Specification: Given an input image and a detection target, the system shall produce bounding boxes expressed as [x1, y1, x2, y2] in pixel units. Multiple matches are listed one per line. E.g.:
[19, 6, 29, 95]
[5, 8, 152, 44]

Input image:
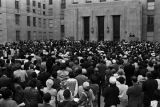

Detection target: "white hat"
[112, 59, 116, 64]
[46, 79, 54, 87]
[109, 76, 117, 84]
[30, 53, 35, 57]
[113, 73, 119, 79]
[82, 68, 87, 74]
[83, 81, 90, 89]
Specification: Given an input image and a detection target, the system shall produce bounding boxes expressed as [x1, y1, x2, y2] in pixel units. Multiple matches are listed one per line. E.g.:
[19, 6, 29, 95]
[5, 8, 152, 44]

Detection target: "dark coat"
[124, 63, 135, 86]
[58, 100, 78, 107]
[127, 83, 143, 107]
[23, 87, 42, 107]
[142, 79, 158, 106]
[102, 84, 120, 107]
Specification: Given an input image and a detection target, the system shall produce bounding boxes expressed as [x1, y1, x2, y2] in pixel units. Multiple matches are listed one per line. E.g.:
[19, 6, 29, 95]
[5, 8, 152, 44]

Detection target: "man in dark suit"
[58, 89, 78, 107]
[142, 72, 158, 107]
[127, 76, 143, 107]
[38, 93, 52, 107]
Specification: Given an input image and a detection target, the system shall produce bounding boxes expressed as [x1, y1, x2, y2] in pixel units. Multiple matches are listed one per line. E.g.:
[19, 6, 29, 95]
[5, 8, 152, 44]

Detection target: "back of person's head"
[148, 61, 154, 67]
[15, 63, 21, 70]
[2, 88, 12, 99]
[28, 79, 37, 88]
[6, 59, 10, 64]
[11, 58, 15, 63]
[118, 76, 125, 84]
[29, 64, 34, 69]
[69, 71, 75, 78]
[74, 59, 79, 65]
[60, 63, 66, 70]
[30, 102, 38, 107]
[63, 89, 71, 100]
[76, 67, 82, 74]
[131, 76, 137, 83]
[31, 72, 37, 78]
[43, 93, 51, 103]
[146, 72, 153, 79]
[52, 72, 57, 78]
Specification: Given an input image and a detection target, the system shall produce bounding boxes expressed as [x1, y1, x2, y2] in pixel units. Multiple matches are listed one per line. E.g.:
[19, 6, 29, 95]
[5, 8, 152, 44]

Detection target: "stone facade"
[65, 0, 142, 41]
[0, 0, 61, 43]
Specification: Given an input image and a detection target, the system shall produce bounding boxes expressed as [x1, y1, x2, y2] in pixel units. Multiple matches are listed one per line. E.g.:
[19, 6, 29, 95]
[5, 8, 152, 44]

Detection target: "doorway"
[83, 17, 90, 41]
[97, 16, 104, 41]
[113, 15, 120, 41]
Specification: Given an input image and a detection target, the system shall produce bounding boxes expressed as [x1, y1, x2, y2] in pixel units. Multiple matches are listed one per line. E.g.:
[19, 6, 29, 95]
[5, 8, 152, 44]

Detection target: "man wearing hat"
[102, 76, 120, 107]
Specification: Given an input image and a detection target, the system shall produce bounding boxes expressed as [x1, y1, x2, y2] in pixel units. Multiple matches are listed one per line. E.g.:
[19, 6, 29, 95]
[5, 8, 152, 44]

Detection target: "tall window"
[100, 0, 106, 2]
[49, 32, 53, 39]
[43, 19, 46, 28]
[33, 1, 36, 7]
[0, 30, 2, 38]
[61, 0, 66, 9]
[0, 0, 2, 7]
[61, 25, 65, 38]
[73, 0, 78, 4]
[15, 0, 19, 9]
[38, 2, 41, 8]
[147, 0, 155, 10]
[43, 4, 45, 9]
[43, 32, 47, 40]
[48, 19, 53, 28]
[27, 31, 31, 40]
[43, 11, 46, 15]
[27, 16, 30, 26]
[26, 0, 30, 5]
[15, 14, 20, 25]
[26, 6, 30, 12]
[48, 8, 53, 16]
[49, 0, 52, 5]
[33, 9, 36, 13]
[39, 32, 42, 40]
[86, 0, 92, 3]
[33, 17, 36, 27]
[16, 30, 20, 41]
[147, 15, 154, 32]
[39, 18, 41, 27]
[33, 31, 36, 40]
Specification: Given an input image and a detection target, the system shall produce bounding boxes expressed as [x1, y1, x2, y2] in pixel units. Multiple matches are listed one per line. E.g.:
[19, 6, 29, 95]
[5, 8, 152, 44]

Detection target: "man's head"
[63, 89, 71, 100]
[43, 93, 51, 103]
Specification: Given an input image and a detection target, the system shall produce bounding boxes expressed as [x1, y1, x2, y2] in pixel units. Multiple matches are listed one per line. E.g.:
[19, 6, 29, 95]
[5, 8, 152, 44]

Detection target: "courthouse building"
[0, 0, 158, 43]
[64, 0, 157, 41]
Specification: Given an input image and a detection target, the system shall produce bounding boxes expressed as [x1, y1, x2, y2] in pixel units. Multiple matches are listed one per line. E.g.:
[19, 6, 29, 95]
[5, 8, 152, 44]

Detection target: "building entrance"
[113, 15, 120, 41]
[83, 17, 90, 41]
[97, 16, 104, 41]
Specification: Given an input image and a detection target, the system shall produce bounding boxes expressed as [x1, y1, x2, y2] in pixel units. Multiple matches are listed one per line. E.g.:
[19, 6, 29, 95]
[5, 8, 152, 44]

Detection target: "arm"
[89, 89, 95, 101]
[74, 80, 78, 97]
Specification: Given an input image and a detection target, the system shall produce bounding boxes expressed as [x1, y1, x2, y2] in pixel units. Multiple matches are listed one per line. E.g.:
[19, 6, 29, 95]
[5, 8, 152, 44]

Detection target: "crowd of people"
[0, 40, 160, 107]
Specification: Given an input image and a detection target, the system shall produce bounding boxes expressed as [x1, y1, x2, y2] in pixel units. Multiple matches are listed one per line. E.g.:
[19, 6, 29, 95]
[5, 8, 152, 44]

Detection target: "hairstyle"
[28, 79, 37, 88]
[43, 93, 51, 103]
[131, 76, 137, 83]
[2, 88, 12, 99]
[69, 71, 75, 78]
[63, 89, 71, 100]
[146, 72, 153, 79]
[118, 76, 125, 84]
[31, 72, 37, 78]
